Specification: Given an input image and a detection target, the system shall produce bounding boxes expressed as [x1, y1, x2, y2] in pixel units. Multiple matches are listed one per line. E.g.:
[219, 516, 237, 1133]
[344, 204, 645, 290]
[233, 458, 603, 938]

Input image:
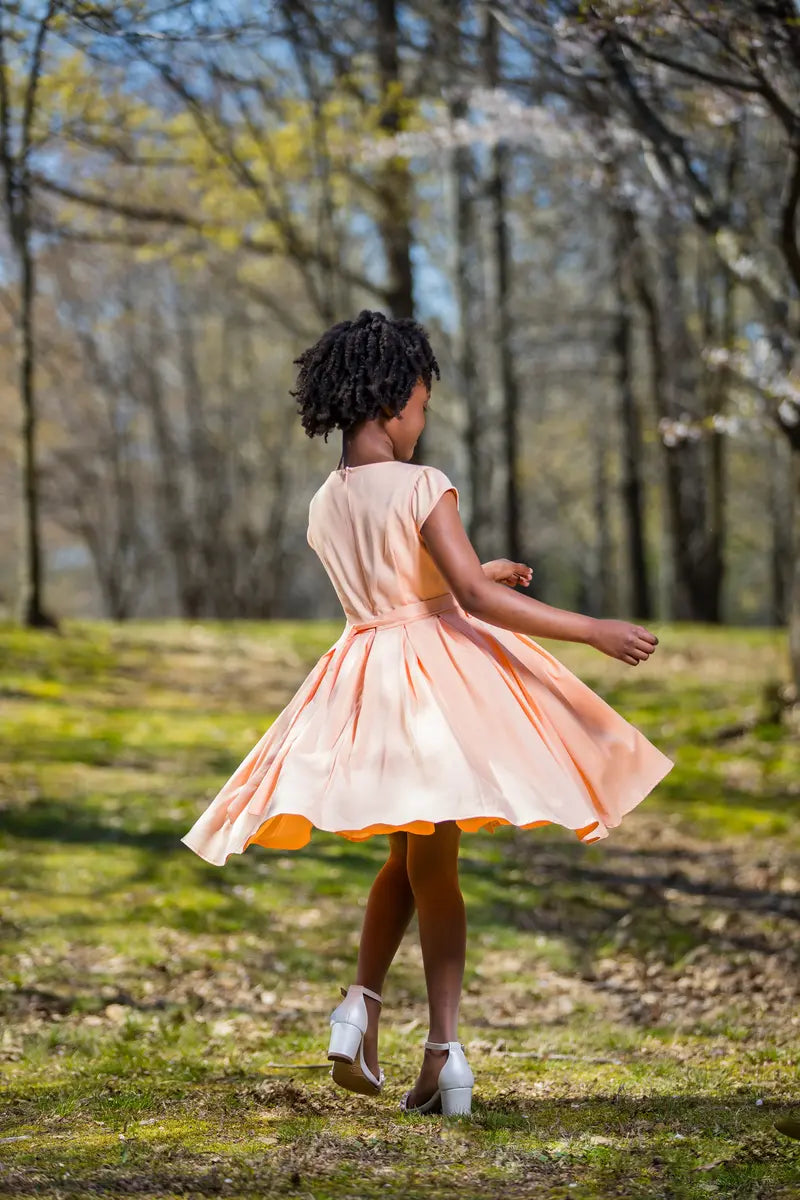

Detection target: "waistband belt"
[345, 591, 458, 634]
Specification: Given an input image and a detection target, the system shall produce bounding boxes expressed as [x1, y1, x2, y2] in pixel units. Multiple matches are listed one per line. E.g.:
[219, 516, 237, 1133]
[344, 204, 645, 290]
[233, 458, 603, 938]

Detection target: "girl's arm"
[421, 493, 658, 667]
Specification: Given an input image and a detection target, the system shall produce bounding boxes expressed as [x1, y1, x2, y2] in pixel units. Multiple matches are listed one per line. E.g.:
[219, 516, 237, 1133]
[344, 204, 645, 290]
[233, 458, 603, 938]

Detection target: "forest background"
[2, 0, 799, 693]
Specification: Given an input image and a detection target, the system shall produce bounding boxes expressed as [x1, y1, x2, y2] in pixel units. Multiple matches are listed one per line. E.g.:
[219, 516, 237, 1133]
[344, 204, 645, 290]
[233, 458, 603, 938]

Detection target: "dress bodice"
[306, 462, 459, 625]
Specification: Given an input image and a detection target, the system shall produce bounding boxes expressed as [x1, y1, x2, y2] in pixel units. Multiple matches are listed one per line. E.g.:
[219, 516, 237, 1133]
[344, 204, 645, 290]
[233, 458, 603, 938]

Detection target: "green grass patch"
[0, 619, 798, 1198]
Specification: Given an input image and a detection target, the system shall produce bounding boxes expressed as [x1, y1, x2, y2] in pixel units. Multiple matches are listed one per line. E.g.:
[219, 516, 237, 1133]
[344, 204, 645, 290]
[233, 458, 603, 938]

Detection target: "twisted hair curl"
[291, 309, 440, 441]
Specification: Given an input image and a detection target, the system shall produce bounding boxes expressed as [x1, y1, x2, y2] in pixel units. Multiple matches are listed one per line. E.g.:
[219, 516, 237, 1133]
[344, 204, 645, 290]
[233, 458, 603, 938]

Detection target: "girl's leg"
[354, 830, 416, 1077]
[404, 820, 466, 1107]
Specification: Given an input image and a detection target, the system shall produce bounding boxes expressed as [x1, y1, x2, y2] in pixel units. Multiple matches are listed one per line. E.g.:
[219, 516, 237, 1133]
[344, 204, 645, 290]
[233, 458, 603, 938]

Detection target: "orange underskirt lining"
[242, 813, 603, 853]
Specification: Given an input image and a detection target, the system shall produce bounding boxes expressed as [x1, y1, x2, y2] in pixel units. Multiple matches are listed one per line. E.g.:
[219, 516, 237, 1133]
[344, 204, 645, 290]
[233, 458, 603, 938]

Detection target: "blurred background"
[1, 2, 798, 658]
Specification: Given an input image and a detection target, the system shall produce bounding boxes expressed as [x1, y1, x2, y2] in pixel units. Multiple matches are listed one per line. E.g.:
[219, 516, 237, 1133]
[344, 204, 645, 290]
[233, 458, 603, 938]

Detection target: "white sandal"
[327, 983, 384, 1095]
[400, 1039, 474, 1116]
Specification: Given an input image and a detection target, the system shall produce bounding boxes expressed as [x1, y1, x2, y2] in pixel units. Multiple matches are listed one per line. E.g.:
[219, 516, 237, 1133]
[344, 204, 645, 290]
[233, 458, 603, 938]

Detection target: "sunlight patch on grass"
[1, 620, 798, 1198]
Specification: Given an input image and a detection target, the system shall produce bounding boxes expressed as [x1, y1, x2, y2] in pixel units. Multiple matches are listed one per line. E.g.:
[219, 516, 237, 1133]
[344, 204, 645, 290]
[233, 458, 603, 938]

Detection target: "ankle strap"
[340, 983, 383, 1004]
[425, 1039, 460, 1050]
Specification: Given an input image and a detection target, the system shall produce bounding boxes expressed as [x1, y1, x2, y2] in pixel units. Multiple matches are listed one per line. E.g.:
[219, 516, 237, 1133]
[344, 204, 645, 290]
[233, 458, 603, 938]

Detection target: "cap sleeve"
[411, 466, 459, 532]
[306, 495, 316, 549]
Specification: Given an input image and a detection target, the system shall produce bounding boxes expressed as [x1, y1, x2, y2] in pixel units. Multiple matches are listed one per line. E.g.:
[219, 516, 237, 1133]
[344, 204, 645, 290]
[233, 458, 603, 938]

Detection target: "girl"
[181, 308, 674, 1117]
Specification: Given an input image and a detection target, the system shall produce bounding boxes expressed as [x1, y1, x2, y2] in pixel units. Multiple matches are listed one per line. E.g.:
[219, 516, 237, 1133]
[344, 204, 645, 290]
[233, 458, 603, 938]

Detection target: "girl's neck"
[338, 434, 399, 469]
[337, 454, 397, 468]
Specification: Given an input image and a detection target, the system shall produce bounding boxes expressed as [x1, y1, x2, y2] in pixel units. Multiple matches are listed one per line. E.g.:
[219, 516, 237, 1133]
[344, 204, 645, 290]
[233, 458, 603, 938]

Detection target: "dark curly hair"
[291, 309, 440, 442]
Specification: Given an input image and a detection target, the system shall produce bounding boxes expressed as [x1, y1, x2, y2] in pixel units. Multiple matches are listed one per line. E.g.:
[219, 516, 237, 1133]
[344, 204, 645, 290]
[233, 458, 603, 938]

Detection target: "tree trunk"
[2, 2, 58, 628]
[374, 0, 422, 463]
[176, 309, 235, 617]
[447, 6, 493, 555]
[482, 8, 522, 563]
[137, 316, 202, 620]
[449, 95, 493, 553]
[660, 227, 712, 621]
[767, 433, 793, 625]
[694, 243, 729, 624]
[592, 388, 616, 616]
[628, 240, 683, 619]
[628, 212, 721, 621]
[375, 0, 414, 322]
[16, 224, 54, 627]
[611, 202, 652, 620]
[790, 446, 800, 693]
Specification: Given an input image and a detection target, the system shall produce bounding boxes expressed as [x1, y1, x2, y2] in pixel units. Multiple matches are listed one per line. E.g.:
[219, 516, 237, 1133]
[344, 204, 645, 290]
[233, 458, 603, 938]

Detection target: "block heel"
[327, 983, 384, 1096]
[327, 1019, 363, 1062]
[441, 1085, 473, 1116]
[400, 1038, 475, 1116]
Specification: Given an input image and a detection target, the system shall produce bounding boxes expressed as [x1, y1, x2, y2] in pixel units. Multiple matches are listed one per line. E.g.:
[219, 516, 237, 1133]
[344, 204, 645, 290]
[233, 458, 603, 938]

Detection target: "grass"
[0, 617, 798, 1199]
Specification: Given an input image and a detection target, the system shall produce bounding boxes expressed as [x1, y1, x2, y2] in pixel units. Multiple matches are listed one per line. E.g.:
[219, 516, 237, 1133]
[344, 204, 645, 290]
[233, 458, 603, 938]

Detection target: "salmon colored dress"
[181, 461, 674, 866]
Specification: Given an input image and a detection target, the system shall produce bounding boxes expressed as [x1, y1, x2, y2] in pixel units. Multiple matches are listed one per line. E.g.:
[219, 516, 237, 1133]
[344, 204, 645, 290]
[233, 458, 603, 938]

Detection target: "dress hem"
[179, 749, 673, 867]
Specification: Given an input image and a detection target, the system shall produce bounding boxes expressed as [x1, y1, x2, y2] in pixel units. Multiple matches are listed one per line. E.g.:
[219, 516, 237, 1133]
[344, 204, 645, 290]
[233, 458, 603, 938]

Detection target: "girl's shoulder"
[308, 461, 456, 509]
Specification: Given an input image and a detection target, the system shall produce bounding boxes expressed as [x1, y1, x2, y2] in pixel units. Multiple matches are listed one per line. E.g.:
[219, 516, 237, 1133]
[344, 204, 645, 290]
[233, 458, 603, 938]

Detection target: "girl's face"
[382, 377, 429, 461]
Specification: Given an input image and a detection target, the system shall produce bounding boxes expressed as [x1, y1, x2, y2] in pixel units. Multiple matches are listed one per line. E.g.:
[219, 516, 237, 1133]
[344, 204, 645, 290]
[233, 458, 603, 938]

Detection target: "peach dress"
[180, 461, 674, 866]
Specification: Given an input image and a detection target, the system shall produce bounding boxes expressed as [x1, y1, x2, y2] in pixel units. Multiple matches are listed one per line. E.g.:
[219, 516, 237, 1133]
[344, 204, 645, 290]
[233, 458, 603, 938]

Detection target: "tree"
[0, 0, 60, 628]
[576, 1, 800, 686]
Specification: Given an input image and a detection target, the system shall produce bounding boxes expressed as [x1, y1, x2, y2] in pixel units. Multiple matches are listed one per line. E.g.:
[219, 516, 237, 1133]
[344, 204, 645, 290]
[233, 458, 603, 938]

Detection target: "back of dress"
[307, 462, 459, 624]
[181, 457, 673, 866]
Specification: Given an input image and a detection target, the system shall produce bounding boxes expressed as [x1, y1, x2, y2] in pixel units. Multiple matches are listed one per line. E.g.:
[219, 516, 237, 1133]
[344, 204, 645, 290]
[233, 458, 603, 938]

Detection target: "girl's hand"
[589, 619, 659, 666]
[481, 558, 533, 589]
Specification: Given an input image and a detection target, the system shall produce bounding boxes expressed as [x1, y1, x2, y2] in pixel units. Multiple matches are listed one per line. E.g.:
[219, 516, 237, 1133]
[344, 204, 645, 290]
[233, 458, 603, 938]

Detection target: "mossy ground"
[0, 618, 798, 1199]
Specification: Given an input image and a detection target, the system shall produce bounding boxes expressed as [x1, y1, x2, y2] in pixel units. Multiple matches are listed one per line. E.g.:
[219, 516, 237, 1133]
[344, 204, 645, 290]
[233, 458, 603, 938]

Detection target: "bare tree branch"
[32, 173, 392, 302]
[611, 31, 765, 96]
[780, 143, 800, 298]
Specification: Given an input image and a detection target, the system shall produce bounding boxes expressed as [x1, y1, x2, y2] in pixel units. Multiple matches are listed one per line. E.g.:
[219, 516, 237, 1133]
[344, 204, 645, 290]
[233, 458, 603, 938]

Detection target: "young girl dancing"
[181, 309, 674, 1116]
